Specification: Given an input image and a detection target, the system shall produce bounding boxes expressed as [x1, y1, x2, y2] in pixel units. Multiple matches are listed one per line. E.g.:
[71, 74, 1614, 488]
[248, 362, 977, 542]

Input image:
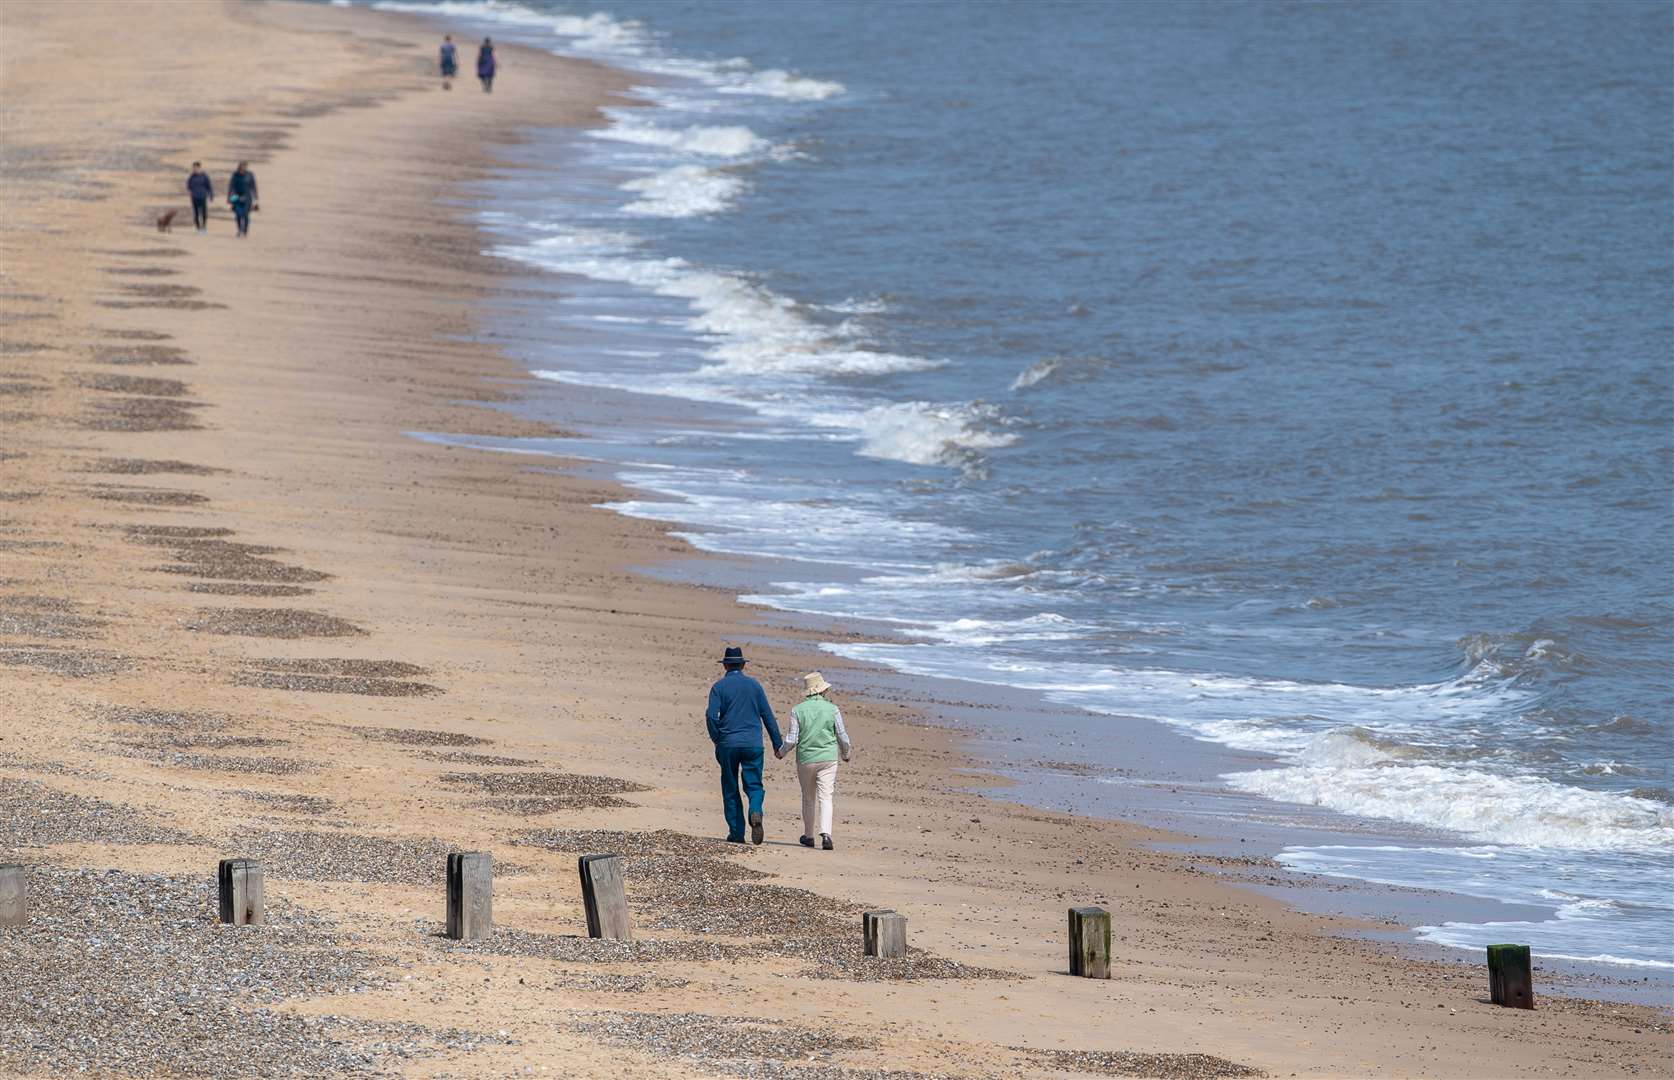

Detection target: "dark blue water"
[375, 0, 1673, 972]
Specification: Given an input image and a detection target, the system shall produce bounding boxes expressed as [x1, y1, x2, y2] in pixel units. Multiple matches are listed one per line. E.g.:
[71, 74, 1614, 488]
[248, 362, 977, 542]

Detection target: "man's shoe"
[821, 833, 834, 850]
[725, 836, 746, 844]
[799, 835, 815, 848]
[748, 811, 764, 845]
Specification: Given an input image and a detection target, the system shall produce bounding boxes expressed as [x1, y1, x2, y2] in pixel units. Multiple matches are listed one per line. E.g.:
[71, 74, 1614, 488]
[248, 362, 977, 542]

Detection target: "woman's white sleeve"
[833, 707, 852, 756]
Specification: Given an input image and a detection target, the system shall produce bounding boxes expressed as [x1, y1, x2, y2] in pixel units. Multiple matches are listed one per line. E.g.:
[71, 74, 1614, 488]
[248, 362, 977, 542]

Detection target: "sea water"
[372, 0, 1673, 977]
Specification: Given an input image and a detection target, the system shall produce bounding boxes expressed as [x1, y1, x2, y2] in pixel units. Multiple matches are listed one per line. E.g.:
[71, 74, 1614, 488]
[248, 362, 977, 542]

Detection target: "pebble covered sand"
[0, 868, 492, 1077]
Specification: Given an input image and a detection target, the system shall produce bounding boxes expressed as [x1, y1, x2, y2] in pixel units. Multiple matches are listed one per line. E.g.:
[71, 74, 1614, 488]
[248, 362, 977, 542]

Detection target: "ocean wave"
[868, 560, 1041, 585]
[824, 296, 892, 315]
[1010, 358, 1060, 391]
[503, 233, 943, 380]
[592, 116, 771, 158]
[827, 632, 1671, 854]
[1230, 749, 1674, 851]
[1009, 354, 1110, 391]
[1458, 629, 1592, 679]
[1277, 843, 1674, 968]
[601, 469, 974, 566]
[722, 68, 845, 101]
[620, 165, 747, 218]
[905, 612, 1085, 647]
[843, 401, 1017, 468]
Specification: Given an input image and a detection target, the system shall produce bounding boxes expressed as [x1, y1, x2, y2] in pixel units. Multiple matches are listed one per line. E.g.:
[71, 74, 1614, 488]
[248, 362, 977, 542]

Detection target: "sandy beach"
[1, 2, 1670, 1077]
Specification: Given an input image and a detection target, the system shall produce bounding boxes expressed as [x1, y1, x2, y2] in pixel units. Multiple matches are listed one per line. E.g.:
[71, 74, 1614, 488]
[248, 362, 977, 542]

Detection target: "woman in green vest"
[775, 671, 853, 850]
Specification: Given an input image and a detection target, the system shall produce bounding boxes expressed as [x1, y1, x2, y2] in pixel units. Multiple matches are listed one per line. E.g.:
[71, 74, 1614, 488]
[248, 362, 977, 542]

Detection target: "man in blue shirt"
[705, 645, 783, 844]
[185, 163, 213, 233]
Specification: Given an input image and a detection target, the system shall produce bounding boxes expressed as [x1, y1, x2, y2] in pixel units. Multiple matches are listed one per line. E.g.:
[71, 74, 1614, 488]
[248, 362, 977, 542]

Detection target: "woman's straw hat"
[803, 671, 832, 696]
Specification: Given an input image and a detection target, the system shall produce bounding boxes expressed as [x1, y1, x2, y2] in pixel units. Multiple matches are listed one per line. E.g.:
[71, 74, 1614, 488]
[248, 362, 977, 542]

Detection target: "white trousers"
[797, 759, 839, 837]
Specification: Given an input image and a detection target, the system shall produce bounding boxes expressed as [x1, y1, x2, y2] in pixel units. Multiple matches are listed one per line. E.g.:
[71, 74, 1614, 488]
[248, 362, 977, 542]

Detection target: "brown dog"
[156, 209, 178, 233]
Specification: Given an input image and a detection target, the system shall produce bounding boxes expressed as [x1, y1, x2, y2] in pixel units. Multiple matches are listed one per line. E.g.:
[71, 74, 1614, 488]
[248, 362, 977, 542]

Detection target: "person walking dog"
[705, 645, 783, 844]
[776, 671, 852, 850]
[186, 162, 213, 232]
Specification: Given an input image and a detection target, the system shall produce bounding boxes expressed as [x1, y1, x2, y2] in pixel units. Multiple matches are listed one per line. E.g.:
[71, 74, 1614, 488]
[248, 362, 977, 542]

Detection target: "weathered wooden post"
[216, 859, 264, 926]
[1068, 905, 1111, 978]
[578, 853, 631, 940]
[863, 909, 907, 958]
[445, 851, 492, 941]
[0, 864, 25, 928]
[1487, 944, 1534, 1009]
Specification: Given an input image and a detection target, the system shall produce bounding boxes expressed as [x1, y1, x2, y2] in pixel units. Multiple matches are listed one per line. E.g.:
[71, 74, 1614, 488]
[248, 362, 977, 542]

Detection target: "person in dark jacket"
[705, 645, 783, 844]
[186, 162, 213, 233]
[439, 34, 457, 90]
[476, 37, 496, 93]
[227, 161, 258, 237]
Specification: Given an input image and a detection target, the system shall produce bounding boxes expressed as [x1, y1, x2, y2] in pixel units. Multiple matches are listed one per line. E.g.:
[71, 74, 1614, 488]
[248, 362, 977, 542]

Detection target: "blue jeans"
[715, 744, 764, 841]
[231, 198, 250, 235]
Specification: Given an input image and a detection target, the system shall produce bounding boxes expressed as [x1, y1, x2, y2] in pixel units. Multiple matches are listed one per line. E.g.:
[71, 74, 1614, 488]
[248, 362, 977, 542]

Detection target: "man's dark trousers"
[716, 743, 764, 842]
[191, 197, 208, 229]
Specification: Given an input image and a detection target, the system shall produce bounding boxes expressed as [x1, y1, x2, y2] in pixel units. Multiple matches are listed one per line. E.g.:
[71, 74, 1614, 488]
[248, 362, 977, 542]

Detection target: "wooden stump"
[216, 859, 264, 927]
[578, 854, 631, 940]
[0, 864, 25, 928]
[445, 851, 492, 941]
[1487, 943, 1534, 1009]
[1068, 905, 1111, 978]
[863, 909, 907, 958]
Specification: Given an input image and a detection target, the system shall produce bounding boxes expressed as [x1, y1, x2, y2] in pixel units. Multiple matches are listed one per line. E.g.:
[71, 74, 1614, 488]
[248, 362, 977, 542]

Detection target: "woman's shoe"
[799, 835, 816, 848]
[820, 834, 834, 850]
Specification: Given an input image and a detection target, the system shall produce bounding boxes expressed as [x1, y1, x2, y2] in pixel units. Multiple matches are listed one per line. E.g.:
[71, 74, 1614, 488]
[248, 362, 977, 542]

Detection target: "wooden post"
[445, 851, 492, 941]
[1487, 944, 1534, 1009]
[1068, 905, 1111, 978]
[216, 859, 264, 926]
[863, 909, 907, 958]
[0, 864, 25, 928]
[578, 854, 631, 940]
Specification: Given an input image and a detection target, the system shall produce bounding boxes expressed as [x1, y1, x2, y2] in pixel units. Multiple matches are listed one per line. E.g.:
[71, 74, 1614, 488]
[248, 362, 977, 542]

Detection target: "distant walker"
[439, 34, 457, 90]
[477, 37, 496, 93]
[227, 161, 259, 237]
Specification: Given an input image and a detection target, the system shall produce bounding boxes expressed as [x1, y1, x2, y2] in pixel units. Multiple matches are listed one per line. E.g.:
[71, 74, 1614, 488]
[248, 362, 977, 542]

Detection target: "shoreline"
[425, 11, 1673, 1003]
[1, 2, 1669, 1077]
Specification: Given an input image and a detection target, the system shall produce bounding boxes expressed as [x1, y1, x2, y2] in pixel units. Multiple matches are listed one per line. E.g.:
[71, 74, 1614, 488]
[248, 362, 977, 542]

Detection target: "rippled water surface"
[375, 0, 1673, 973]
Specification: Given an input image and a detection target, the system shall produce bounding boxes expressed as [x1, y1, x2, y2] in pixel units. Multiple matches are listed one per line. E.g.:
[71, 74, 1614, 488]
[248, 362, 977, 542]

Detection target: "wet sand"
[1, 2, 1669, 1077]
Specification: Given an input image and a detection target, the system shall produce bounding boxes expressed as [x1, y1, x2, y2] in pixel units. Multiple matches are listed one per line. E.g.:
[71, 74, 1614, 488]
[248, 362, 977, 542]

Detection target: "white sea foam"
[592, 117, 771, 158]
[1011, 357, 1061, 390]
[503, 234, 943, 381]
[600, 467, 973, 566]
[817, 639, 1673, 855]
[722, 68, 846, 101]
[1278, 844, 1674, 969]
[906, 613, 1086, 647]
[620, 166, 747, 218]
[843, 402, 1017, 467]
[825, 296, 892, 315]
[1230, 755, 1674, 851]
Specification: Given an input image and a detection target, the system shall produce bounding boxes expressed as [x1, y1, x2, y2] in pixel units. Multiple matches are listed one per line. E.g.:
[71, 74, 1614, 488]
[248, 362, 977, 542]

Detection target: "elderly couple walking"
[705, 645, 852, 849]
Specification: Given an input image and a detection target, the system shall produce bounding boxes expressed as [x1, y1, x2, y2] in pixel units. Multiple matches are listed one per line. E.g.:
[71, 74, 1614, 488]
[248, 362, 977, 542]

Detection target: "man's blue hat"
[719, 645, 748, 665]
